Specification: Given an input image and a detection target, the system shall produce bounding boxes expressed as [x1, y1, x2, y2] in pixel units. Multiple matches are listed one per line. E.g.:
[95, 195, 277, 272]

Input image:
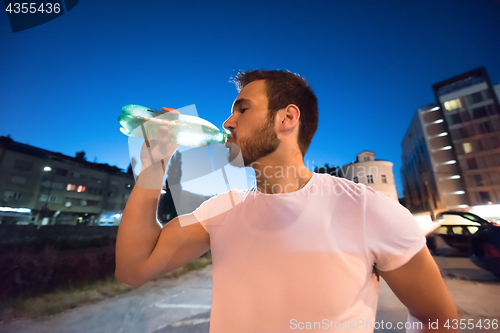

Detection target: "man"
[116, 70, 458, 332]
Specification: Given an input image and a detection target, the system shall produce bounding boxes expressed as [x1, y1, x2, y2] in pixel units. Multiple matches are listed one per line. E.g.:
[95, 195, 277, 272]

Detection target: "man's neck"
[251, 154, 314, 194]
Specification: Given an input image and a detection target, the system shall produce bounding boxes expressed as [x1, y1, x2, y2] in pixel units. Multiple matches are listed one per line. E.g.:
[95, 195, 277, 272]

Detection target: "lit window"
[381, 175, 387, 184]
[463, 142, 472, 154]
[67, 184, 76, 191]
[367, 175, 374, 184]
[444, 99, 462, 111]
[76, 185, 86, 193]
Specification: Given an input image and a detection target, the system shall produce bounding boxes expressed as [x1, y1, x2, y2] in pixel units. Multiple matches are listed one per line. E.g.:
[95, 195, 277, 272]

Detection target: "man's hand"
[139, 107, 181, 172]
[136, 107, 180, 189]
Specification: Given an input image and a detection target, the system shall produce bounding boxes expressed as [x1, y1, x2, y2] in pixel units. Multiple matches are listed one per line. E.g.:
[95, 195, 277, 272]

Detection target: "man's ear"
[279, 104, 300, 125]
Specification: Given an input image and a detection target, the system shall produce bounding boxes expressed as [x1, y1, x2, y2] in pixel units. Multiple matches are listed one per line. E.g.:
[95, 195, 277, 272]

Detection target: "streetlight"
[40, 166, 54, 227]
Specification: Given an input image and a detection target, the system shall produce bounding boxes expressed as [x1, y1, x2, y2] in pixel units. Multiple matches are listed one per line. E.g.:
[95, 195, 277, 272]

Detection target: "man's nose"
[223, 114, 236, 132]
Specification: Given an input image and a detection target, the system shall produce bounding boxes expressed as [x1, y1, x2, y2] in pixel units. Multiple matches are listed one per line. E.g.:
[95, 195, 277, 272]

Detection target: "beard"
[227, 116, 280, 167]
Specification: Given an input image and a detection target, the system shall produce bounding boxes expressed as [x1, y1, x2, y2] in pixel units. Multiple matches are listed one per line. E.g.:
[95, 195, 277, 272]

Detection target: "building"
[339, 151, 398, 201]
[0, 136, 134, 225]
[401, 67, 500, 215]
[401, 105, 467, 216]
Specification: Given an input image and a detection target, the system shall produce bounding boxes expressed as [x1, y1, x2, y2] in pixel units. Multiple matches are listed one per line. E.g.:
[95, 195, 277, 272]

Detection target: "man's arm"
[115, 107, 210, 286]
[377, 246, 459, 333]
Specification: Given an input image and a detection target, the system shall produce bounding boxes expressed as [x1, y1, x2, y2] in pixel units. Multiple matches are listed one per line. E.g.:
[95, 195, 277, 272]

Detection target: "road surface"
[1, 243, 499, 332]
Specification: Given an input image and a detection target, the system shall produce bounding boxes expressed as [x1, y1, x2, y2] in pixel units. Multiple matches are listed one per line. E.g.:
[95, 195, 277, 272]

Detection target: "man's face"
[223, 80, 280, 167]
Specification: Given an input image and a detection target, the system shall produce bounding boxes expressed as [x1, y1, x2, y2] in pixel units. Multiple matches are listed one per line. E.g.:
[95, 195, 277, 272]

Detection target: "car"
[435, 211, 500, 278]
[435, 211, 489, 254]
[470, 219, 500, 278]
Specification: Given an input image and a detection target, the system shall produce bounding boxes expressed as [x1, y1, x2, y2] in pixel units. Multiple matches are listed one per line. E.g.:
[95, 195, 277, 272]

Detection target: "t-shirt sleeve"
[192, 190, 241, 233]
[363, 186, 426, 272]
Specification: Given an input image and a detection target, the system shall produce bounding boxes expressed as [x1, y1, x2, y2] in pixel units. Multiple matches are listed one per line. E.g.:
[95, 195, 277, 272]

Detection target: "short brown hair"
[232, 69, 318, 157]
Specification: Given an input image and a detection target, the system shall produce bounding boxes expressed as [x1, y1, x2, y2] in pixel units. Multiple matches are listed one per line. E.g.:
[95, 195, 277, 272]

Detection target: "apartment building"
[401, 67, 500, 214]
[0, 136, 134, 225]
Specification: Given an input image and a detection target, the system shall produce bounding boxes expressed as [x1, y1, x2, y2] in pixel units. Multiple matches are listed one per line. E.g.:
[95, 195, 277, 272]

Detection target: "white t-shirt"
[192, 173, 426, 332]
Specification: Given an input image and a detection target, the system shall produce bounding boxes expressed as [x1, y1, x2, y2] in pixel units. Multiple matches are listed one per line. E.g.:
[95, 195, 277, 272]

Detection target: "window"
[364, 156, 370, 161]
[3, 191, 21, 200]
[449, 113, 462, 125]
[472, 106, 488, 119]
[39, 194, 59, 203]
[10, 175, 28, 184]
[467, 158, 478, 170]
[53, 168, 68, 176]
[459, 127, 469, 138]
[463, 142, 472, 154]
[474, 174, 483, 187]
[479, 191, 491, 204]
[51, 182, 64, 190]
[479, 122, 493, 134]
[491, 137, 500, 149]
[76, 185, 86, 193]
[90, 177, 103, 184]
[461, 111, 471, 122]
[367, 175, 374, 184]
[444, 98, 462, 111]
[88, 187, 103, 195]
[14, 160, 33, 171]
[381, 175, 387, 184]
[468, 92, 484, 104]
[67, 184, 76, 191]
[353, 176, 358, 183]
[487, 104, 498, 116]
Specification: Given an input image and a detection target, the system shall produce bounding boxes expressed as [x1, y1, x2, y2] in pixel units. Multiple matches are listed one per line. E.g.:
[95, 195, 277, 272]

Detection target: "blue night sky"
[1, 0, 499, 197]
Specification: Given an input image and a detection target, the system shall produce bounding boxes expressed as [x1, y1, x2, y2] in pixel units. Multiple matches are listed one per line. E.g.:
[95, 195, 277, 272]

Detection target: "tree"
[314, 163, 339, 176]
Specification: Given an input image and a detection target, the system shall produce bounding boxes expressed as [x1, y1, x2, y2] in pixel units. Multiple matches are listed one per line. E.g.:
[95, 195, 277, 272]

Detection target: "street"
[1, 239, 499, 333]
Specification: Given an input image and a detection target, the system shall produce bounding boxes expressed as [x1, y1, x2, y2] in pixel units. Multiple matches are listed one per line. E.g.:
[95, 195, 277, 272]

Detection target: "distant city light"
[0, 207, 31, 213]
[452, 191, 465, 194]
[430, 106, 440, 111]
[455, 205, 469, 209]
[441, 146, 452, 150]
[443, 160, 457, 164]
[44, 166, 52, 172]
[437, 132, 448, 137]
[432, 119, 444, 124]
[439, 175, 461, 181]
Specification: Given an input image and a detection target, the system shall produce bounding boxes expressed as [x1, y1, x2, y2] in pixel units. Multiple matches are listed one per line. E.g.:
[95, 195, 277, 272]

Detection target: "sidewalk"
[1, 243, 499, 333]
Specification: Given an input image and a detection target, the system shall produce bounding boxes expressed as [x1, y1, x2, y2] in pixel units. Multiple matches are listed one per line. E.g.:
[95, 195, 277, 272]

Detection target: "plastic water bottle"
[118, 104, 228, 147]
